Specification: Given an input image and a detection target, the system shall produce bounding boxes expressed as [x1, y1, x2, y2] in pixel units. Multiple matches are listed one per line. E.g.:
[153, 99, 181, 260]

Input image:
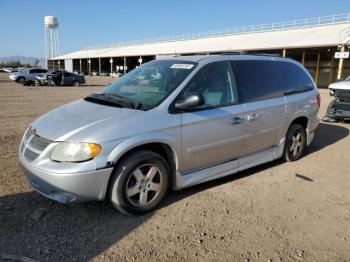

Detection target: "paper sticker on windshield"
[171, 64, 194, 69]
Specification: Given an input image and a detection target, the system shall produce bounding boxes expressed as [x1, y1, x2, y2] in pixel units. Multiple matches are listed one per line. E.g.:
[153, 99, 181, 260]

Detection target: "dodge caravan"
[19, 54, 320, 215]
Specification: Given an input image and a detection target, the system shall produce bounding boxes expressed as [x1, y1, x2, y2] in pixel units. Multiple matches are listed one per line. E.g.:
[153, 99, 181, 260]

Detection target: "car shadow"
[0, 192, 153, 261]
[305, 122, 349, 155]
[0, 159, 284, 262]
[1, 123, 348, 261]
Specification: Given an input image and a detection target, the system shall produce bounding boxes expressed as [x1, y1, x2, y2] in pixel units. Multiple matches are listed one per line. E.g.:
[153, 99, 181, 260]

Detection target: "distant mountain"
[0, 56, 45, 67]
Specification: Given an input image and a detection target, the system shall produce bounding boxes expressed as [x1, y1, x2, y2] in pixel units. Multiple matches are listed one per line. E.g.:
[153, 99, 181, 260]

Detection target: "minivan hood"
[32, 99, 143, 141]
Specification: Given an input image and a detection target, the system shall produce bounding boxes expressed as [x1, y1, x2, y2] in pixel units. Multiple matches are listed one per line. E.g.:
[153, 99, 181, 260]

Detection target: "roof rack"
[219, 51, 281, 57]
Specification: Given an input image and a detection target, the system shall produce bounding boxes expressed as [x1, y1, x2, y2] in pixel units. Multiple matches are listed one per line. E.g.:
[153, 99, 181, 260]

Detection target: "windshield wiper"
[85, 93, 143, 110]
[105, 93, 141, 109]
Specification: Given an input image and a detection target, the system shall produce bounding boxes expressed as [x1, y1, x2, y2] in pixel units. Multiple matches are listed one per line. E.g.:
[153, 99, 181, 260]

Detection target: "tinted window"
[64, 72, 73, 77]
[231, 60, 282, 103]
[182, 61, 238, 107]
[276, 61, 314, 93]
[29, 69, 38, 74]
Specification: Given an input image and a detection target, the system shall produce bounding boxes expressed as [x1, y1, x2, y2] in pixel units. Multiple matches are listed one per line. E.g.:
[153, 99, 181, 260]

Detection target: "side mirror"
[175, 94, 204, 110]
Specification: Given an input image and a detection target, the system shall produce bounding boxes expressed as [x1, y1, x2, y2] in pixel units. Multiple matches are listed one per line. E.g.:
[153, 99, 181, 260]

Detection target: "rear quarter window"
[231, 60, 283, 103]
[275, 61, 314, 94]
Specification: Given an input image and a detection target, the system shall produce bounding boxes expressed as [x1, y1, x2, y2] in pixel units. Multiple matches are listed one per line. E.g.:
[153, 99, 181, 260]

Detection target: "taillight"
[316, 93, 321, 107]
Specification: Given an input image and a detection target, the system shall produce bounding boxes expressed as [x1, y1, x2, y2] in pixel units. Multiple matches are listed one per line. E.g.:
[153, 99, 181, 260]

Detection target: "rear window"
[231, 60, 283, 103]
[275, 61, 314, 94]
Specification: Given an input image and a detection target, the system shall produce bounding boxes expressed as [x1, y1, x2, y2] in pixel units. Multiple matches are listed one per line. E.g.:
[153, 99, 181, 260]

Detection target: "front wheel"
[73, 81, 80, 87]
[109, 150, 170, 215]
[283, 123, 306, 162]
[16, 77, 25, 84]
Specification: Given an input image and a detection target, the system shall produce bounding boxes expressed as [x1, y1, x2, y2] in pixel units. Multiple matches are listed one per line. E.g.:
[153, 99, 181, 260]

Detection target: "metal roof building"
[49, 13, 350, 87]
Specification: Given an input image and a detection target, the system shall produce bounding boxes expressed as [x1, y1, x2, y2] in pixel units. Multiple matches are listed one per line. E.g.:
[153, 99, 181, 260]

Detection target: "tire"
[16, 77, 25, 84]
[109, 150, 170, 215]
[73, 81, 80, 87]
[283, 123, 307, 162]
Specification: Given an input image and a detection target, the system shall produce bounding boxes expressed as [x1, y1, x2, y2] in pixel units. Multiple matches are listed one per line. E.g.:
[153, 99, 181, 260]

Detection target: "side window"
[64, 72, 73, 77]
[182, 61, 238, 107]
[276, 61, 314, 94]
[231, 60, 282, 103]
[29, 69, 38, 74]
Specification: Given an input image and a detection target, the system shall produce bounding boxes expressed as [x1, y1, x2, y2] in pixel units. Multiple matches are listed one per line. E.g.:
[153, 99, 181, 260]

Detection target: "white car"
[324, 76, 350, 121]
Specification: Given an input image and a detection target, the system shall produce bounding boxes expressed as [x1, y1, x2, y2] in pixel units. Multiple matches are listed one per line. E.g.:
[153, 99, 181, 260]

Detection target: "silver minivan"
[19, 54, 320, 215]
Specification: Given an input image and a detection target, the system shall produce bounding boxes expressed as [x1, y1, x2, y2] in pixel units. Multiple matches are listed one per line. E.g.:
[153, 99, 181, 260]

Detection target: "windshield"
[102, 60, 197, 108]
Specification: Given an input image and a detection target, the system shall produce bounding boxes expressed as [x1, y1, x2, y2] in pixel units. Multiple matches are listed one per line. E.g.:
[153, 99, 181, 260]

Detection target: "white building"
[49, 12, 350, 87]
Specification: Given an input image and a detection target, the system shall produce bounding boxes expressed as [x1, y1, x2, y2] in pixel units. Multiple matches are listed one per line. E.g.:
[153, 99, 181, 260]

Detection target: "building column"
[52, 60, 55, 70]
[315, 53, 321, 85]
[337, 45, 346, 80]
[139, 56, 143, 66]
[282, 49, 287, 58]
[329, 56, 335, 84]
[58, 60, 61, 71]
[110, 57, 113, 76]
[301, 50, 306, 65]
[88, 59, 91, 76]
[79, 59, 82, 74]
[123, 57, 126, 74]
[98, 58, 101, 77]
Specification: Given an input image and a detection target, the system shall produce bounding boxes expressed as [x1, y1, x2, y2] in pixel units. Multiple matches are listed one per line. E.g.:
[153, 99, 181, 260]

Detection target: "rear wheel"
[283, 123, 306, 162]
[109, 150, 170, 215]
[73, 81, 80, 87]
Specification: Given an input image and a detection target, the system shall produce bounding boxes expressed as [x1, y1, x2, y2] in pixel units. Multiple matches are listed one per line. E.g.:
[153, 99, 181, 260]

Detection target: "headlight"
[51, 142, 102, 163]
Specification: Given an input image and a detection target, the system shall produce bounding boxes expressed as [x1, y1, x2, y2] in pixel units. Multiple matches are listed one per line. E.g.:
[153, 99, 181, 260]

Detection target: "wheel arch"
[289, 116, 308, 130]
[105, 139, 178, 199]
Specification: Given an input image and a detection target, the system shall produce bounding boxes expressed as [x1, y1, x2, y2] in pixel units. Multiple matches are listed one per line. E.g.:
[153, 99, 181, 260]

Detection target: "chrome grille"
[335, 89, 350, 102]
[30, 135, 52, 151]
[23, 133, 52, 162]
[24, 148, 40, 161]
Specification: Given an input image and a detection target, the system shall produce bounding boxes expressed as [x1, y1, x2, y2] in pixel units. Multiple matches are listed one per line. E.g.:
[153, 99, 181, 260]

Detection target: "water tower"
[44, 16, 59, 67]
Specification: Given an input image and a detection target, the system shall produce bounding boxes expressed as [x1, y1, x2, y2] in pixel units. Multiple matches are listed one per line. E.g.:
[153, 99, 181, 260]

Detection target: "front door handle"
[230, 116, 244, 125]
[247, 113, 259, 121]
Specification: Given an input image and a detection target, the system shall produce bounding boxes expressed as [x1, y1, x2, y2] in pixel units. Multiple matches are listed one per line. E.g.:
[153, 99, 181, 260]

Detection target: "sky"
[0, 0, 349, 57]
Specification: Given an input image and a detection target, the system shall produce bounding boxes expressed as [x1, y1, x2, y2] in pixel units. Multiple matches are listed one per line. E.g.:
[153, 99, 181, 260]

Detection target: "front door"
[179, 61, 247, 173]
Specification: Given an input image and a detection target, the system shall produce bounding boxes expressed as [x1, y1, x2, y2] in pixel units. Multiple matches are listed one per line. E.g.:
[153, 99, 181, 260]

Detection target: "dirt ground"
[0, 73, 349, 262]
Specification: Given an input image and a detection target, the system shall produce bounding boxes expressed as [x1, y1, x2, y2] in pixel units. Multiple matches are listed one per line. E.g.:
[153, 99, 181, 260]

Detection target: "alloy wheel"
[126, 164, 163, 207]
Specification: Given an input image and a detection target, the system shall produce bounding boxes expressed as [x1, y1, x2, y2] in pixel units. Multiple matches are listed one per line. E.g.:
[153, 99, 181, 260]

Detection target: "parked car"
[36, 71, 85, 86]
[0, 68, 12, 73]
[323, 76, 350, 122]
[19, 54, 320, 215]
[35, 70, 61, 86]
[9, 68, 47, 83]
[54, 71, 85, 86]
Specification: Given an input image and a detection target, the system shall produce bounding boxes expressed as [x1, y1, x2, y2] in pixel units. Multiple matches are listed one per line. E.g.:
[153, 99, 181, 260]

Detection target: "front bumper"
[19, 159, 113, 203]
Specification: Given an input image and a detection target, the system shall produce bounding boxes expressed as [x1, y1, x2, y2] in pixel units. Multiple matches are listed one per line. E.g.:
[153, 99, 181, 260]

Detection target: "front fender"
[106, 131, 180, 170]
